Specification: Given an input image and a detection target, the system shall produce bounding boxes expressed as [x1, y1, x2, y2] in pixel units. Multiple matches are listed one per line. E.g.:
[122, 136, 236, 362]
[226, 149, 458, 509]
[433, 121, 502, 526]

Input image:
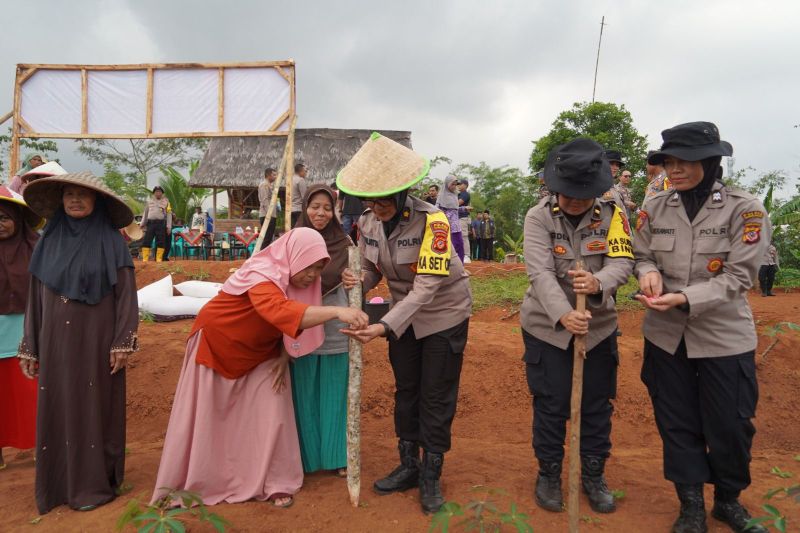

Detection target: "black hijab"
[382, 189, 409, 237]
[296, 184, 352, 294]
[29, 195, 134, 305]
[679, 156, 722, 222]
[0, 203, 39, 314]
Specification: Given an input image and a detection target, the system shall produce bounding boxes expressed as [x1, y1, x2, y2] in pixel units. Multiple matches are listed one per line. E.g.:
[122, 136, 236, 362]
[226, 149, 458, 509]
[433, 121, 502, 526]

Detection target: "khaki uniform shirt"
[291, 175, 307, 213]
[258, 180, 277, 218]
[521, 196, 634, 351]
[141, 197, 171, 230]
[602, 186, 625, 213]
[633, 182, 770, 358]
[359, 196, 472, 338]
[762, 244, 778, 267]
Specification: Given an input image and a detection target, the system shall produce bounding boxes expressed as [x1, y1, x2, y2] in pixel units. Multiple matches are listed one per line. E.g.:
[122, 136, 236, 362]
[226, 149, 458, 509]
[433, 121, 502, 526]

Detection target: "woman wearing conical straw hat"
[339, 133, 472, 514]
[19, 171, 139, 514]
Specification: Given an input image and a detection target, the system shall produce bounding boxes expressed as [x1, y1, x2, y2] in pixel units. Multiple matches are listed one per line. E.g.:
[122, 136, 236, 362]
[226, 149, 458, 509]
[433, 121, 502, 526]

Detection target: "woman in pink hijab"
[152, 228, 368, 509]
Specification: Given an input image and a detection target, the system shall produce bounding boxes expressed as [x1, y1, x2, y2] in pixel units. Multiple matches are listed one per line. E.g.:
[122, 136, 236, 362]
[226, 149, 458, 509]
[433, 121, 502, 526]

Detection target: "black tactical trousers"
[758, 264, 777, 294]
[641, 339, 757, 494]
[523, 330, 618, 463]
[388, 319, 468, 454]
[143, 219, 167, 249]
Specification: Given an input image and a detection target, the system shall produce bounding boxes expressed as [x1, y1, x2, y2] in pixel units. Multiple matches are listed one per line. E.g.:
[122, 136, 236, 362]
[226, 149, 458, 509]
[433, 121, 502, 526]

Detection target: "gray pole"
[592, 16, 606, 103]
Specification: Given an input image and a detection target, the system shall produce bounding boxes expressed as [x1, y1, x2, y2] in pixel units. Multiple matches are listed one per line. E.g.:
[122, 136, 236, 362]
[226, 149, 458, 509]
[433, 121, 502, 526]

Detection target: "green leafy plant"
[139, 311, 155, 323]
[116, 488, 230, 533]
[429, 486, 534, 532]
[759, 322, 800, 361]
[189, 268, 211, 281]
[502, 233, 524, 259]
[159, 162, 210, 225]
[744, 463, 800, 533]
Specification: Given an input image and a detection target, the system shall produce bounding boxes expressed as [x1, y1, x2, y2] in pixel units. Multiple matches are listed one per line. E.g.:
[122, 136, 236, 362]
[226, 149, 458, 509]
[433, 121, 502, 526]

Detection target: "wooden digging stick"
[346, 246, 363, 506]
[568, 259, 588, 533]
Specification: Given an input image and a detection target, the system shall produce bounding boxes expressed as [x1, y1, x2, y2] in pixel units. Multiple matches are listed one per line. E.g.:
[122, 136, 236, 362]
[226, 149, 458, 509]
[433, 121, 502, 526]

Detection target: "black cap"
[603, 149, 625, 166]
[544, 138, 613, 200]
[648, 121, 733, 164]
[152, 185, 164, 193]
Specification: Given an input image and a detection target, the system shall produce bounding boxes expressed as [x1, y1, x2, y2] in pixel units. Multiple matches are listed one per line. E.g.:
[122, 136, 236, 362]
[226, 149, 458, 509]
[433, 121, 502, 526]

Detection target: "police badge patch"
[707, 258, 723, 273]
[636, 210, 649, 232]
[742, 223, 761, 245]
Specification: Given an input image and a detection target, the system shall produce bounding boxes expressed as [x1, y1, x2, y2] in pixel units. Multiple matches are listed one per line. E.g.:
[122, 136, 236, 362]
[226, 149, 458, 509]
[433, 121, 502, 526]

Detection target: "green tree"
[77, 138, 207, 201]
[158, 162, 210, 225]
[452, 162, 536, 243]
[0, 129, 59, 176]
[529, 101, 650, 179]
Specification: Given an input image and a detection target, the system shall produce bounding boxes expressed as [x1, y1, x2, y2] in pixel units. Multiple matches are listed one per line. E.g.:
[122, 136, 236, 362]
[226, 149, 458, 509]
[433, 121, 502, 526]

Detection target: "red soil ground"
[2, 261, 798, 532]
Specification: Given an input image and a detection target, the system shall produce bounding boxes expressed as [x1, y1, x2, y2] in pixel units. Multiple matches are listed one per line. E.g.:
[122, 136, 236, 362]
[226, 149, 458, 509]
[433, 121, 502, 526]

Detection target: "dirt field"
[2, 261, 799, 532]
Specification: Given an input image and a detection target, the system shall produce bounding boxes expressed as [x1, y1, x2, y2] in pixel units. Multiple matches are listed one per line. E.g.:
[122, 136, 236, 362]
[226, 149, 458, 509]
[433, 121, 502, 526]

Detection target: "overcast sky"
[2, 0, 799, 196]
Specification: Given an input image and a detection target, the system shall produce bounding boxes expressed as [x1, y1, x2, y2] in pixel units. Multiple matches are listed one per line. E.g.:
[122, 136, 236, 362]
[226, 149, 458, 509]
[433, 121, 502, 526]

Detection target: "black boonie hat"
[648, 121, 732, 164]
[544, 138, 613, 200]
[603, 149, 625, 166]
[152, 185, 164, 193]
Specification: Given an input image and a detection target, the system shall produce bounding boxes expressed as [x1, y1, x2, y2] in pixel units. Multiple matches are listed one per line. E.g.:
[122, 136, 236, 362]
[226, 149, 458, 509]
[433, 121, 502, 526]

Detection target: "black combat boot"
[672, 483, 707, 533]
[711, 488, 767, 533]
[419, 450, 444, 514]
[534, 460, 563, 512]
[580, 456, 616, 513]
[373, 440, 420, 495]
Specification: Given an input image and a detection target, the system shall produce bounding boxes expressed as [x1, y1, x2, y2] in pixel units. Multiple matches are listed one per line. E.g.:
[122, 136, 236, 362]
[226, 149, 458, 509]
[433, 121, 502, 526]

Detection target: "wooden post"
[81, 68, 88, 134]
[254, 116, 296, 250]
[284, 125, 296, 233]
[9, 67, 23, 180]
[212, 187, 218, 232]
[568, 259, 587, 533]
[346, 246, 363, 506]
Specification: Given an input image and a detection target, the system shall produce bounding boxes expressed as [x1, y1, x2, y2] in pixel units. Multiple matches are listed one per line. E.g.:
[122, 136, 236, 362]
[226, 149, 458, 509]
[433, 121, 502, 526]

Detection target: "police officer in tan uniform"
[634, 122, 769, 533]
[601, 149, 627, 211]
[339, 133, 472, 515]
[522, 138, 633, 514]
[139, 186, 171, 262]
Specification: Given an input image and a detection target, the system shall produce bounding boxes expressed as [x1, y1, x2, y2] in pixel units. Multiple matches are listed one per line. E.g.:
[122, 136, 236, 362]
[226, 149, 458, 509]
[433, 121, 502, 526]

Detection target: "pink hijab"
[222, 227, 330, 357]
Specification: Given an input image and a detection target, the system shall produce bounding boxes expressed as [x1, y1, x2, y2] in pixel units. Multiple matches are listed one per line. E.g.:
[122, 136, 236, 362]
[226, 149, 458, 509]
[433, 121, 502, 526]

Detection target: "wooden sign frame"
[4, 61, 296, 177]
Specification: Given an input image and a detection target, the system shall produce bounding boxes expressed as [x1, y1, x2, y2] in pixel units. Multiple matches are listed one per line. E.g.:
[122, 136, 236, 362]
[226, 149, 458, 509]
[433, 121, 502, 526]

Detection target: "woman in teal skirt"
[292, 184, 352, 474]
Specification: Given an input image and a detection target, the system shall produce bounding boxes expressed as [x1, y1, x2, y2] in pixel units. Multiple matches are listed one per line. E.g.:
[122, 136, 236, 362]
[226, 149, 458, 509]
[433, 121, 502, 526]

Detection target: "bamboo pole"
[212, 187, 217, 232]
[346, 246, 363, 506]
[81, 69, 88, 134]
[17, 60, 294, 71]
[284, 122, 297, 233]
[16, 130, 292, 140]
[0, 111, 12, 125]
[253, 115, 296, 250]
[145, 68, 154, 135]
[217, 67, 224, 132]
[568, 259, 587, 533]
[9, 67, 22, 180]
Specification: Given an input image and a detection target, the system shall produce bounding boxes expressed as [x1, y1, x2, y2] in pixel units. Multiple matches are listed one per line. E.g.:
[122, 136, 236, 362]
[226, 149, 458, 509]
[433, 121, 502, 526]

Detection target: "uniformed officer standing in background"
[139, 185, 171, 262]
[634, 122, 769, 533]
[339, 133, 472, 515]
[522, 138, 633, 515]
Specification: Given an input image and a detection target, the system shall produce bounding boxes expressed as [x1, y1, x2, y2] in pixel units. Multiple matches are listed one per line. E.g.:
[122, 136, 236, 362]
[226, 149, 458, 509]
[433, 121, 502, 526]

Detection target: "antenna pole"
[592, 16, 606, 103]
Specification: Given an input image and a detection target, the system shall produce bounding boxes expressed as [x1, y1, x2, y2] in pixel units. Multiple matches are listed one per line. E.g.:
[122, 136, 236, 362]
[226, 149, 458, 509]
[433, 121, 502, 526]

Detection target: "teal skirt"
[290, 352, 349, 472]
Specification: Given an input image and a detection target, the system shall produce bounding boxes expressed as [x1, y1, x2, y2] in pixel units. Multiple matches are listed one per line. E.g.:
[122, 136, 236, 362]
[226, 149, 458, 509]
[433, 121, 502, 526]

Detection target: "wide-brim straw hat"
[22, 161, 68, 180]
[23, 171, 134, 229]
[122, 220, 144, 241]
[0, 184, 44, 230]
[336, 132, 430, 197]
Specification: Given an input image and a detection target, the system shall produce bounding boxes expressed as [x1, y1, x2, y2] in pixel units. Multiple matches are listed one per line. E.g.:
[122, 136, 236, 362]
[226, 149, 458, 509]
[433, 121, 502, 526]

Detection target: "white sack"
[174, 280, 223, 299]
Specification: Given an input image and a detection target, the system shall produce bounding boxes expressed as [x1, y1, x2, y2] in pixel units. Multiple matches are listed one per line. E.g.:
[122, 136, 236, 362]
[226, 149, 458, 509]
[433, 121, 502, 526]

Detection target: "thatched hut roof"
[190, 128, 413, 188]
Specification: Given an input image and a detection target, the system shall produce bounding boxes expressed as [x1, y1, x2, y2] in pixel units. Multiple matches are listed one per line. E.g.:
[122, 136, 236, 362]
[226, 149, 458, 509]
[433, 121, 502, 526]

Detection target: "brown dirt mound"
[2, 263, 798, 532]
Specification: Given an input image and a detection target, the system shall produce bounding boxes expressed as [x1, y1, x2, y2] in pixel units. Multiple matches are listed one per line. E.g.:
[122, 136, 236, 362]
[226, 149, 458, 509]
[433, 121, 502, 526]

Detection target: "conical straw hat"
[0, 184, 44, 230]
[23, 171, 134, 229]
[336, 132, 429, 197]
[122, 220, 143, 241]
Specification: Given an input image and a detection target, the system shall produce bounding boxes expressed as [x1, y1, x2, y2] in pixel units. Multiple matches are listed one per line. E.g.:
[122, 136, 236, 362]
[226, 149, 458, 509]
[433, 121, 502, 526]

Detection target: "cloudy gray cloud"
[2, 0, 798, 194]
